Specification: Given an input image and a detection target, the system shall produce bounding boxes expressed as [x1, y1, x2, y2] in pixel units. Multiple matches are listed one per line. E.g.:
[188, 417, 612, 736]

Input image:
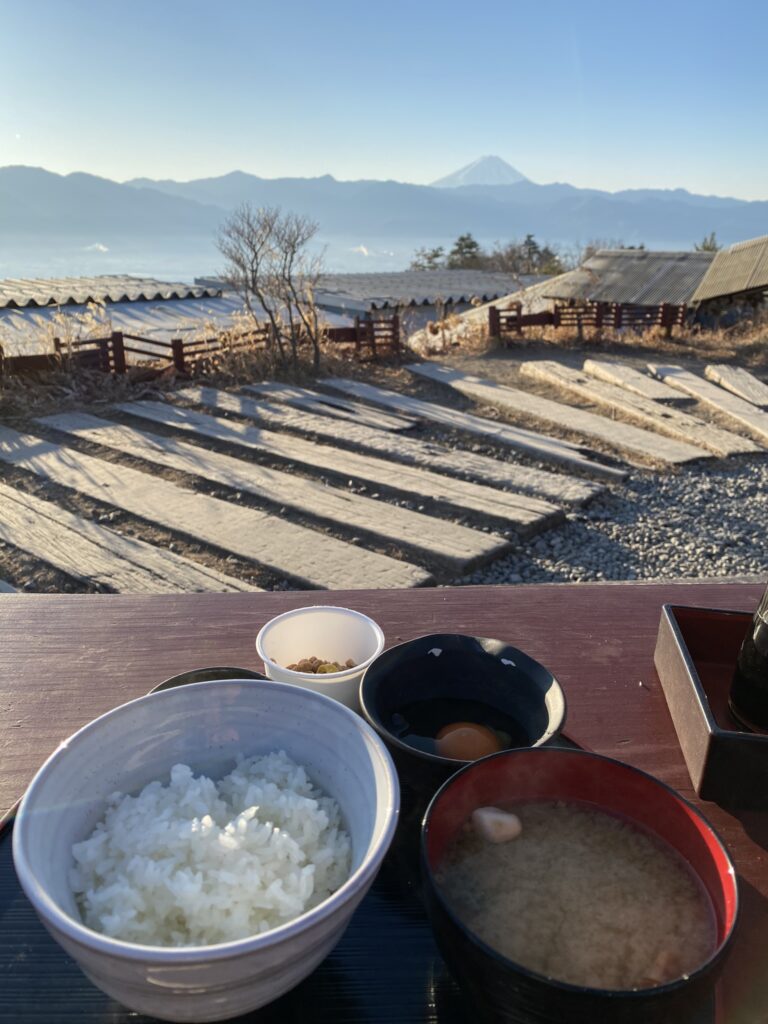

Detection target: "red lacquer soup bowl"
[421, 748, 738, 1024]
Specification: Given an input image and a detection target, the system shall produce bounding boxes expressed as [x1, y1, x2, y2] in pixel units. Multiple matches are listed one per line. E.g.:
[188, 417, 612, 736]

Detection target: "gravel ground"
[461, 455, 768, 585]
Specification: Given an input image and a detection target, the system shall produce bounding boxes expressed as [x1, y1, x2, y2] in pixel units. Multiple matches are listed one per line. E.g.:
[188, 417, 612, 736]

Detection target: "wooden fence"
[0, 316, 400, 379]
[489, 301, 687, 341]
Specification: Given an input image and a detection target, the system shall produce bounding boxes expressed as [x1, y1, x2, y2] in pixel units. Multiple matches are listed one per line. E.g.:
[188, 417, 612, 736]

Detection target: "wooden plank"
[406, 362, 711, 466]
[649, 365, 768, 446]
[521, 360, 758, 457]
[0, 580, 16, 594]
[243, 382, 418, 431]
[191, 386, 600, 505]
[117, 398, 564, 536]
[323, 378, 628, 481]
[704, 364, 768, 409]
[39, 413, 515, 572]
[583, 359, 694, 405]
[0, 482, 257, 593]
[0, 428, 431, 591]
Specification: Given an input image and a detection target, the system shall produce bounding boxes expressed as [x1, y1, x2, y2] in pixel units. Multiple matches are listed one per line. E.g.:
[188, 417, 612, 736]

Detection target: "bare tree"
[217, 203, 325, 369]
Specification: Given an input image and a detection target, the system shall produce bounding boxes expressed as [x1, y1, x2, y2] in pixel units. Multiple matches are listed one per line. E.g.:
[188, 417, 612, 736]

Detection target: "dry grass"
[415, 309, 768, 368]
[0, 302, 113, 359]
[166, 311, 410, 390]
[0, 367, 175, 426]
[0, 315, 410, 425]
[3, 302, 764, 428]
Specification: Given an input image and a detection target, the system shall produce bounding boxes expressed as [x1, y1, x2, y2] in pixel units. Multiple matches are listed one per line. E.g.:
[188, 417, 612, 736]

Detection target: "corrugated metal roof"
[0, 295, 351, 357]
[312, 271, 548, 309]
[542, 250, 714, 306]
[0, 275, 221, 309]
[692, 235, 768, 302]
[197, 271, 549, 310]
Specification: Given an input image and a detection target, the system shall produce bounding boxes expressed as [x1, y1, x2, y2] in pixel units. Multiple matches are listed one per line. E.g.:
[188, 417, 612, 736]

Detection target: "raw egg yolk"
[435, 722, 503, 761]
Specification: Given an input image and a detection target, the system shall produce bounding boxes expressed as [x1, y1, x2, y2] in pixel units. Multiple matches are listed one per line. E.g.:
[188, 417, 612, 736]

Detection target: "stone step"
[0, 480, 257, 593]
[582, 359, 695, 405]
[124, 393, 563, 536]
[521, 360, 757, 457]
[40, 412, 515, 573]
[649, 365, 768, 446]
[244, 381, 418, 430]
[324, 376, 627, 480]
[0, 427, 431, 591]
[236, 385, 600, 505]
[704, 364, 768, 409]
[408, 362, 710, 466]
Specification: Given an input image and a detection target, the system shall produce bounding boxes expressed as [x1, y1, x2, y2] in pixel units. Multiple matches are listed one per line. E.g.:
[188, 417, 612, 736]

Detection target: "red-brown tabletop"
[1, 580, 766, 1023]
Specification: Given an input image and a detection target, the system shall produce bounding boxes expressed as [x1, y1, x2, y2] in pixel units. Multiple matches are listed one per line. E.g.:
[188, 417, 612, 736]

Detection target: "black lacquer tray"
[0, 818, 467, 1024]
[0, 822, 718, 1024]
[0, 730, 716, 1024]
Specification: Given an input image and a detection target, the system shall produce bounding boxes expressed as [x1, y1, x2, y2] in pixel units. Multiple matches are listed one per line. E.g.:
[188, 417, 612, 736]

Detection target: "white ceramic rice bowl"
[12, 679, 400, 1023]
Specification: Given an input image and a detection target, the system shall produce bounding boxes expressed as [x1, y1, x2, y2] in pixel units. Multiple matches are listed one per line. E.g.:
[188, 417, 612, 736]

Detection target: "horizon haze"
[2, 155, 768, 281]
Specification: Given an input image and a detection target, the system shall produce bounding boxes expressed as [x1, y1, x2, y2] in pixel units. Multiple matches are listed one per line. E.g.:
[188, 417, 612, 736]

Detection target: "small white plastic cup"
[256, 605, 385, 710]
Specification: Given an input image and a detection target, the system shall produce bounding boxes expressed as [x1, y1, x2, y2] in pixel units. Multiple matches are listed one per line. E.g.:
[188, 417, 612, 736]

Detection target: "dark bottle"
[730, 586, 768, 731]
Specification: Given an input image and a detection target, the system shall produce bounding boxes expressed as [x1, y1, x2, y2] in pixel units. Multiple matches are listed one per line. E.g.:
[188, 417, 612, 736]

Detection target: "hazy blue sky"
[3, 0, 767, 198]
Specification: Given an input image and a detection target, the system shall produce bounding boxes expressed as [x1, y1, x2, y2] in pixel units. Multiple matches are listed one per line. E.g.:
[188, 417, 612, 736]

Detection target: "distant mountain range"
[1, 156, 767, 277]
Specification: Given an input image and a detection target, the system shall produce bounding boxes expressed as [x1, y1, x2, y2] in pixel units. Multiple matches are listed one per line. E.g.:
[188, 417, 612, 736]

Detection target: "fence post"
[111, 331, 126, 375]
[97, 337, 111, 373]
[659, 303, 674, 338]
[512, 302, 522, 337]
[171, 337, 186, 374]
[613, 304, 623, 330]
[488, 305, 501, 338]
[576, 313, 584, 345]
[391, 314, 401, 361]
[369, 320, 378, 361]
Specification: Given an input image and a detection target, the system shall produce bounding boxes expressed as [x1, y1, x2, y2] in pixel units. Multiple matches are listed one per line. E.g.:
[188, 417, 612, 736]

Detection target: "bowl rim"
[359, 632, 567, 765]
[256, 605, 386, 682]
[150, 666, 267, 693]
[12, 678, 400, 963]
[420, 745, 739, 998]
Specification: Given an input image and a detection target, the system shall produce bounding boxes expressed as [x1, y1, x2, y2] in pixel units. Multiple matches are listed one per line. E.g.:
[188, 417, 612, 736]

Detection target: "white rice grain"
[70, 751, 351, 946]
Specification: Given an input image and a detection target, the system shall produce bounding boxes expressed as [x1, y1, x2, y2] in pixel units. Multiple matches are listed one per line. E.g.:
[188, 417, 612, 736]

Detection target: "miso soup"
[435, 800, 718, 990]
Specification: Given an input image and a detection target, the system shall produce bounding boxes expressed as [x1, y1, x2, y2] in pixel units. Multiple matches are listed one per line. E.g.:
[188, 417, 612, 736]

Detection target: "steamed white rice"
[70, 751, 351, 946]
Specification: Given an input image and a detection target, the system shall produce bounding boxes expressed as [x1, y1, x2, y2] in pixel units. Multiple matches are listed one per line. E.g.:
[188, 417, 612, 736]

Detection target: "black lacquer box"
[654, 604, 768, 808]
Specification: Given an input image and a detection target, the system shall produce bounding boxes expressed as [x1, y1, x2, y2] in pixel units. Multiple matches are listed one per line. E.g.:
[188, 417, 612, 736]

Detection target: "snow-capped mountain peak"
[431, 155, 528, 188]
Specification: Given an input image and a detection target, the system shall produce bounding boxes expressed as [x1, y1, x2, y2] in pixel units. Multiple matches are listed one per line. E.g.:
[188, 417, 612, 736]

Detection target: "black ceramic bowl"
[421, 748, 739, 1024]
[359, 633, 566, 797]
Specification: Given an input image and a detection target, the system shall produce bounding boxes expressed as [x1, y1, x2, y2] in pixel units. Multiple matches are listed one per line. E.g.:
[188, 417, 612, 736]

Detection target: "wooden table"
[2, 581, 767, 1023]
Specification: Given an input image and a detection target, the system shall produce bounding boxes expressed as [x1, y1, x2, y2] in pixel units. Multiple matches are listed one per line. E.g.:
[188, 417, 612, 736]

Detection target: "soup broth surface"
[436, 799, 717, 990]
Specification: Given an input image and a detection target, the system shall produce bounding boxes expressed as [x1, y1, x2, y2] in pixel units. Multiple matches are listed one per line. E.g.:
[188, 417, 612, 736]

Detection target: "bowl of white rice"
[12, 679, 399, 1023]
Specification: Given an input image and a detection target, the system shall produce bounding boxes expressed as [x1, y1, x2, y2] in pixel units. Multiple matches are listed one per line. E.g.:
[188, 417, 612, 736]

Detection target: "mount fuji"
[431, 155, 528, 188]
